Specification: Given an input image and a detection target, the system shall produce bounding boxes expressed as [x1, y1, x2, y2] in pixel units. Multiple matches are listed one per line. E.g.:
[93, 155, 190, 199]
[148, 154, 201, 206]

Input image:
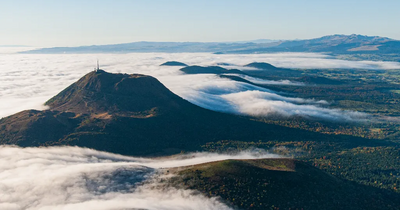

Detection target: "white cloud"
[0, 146, 279, 210]
[222, 91, 367, 121]
[223, 73, 305, 86]
[0, 51, 392, 209]
[0, 52, 393, 120]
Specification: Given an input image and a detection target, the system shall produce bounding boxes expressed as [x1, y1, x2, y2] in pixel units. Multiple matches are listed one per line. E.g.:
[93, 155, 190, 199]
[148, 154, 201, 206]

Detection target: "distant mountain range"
[21, 42, 277, 54]
[227, 34, 399, 55]
[20, 34, 400, 59]
[230, 38, 282, 44]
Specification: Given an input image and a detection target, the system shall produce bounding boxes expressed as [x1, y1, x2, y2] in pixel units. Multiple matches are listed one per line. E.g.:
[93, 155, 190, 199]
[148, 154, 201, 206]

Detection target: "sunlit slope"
[169, 158, 400, 210]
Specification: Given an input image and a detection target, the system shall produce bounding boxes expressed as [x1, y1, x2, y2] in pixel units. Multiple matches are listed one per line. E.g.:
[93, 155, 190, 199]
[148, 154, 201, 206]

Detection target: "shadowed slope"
[244, 62, 302, 78]
[45, 70, 187, 115]
[180, 65, 245, 75]
[160, 61, 188, 66]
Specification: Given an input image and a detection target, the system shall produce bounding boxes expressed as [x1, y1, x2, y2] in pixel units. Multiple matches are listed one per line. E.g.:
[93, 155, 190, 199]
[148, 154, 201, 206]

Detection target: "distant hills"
[245, 62, 280, 70]
[20, 42, 276, 54]
[177, 62, 344, 86]
[180, 66, 245, 74]
[180, 62, 303, 79]
[227, 34, 399, 55]
[20, 34, 400, 60]
[0, 69, 384, 156]
[160, 61, 188, 66]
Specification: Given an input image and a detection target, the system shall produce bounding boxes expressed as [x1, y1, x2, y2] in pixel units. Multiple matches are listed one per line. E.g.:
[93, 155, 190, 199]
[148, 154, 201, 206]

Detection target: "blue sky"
[1, 0, 399, 47]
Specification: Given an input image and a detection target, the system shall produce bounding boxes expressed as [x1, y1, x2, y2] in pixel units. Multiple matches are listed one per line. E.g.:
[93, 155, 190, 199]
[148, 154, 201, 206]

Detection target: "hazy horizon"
[2, 33, 398, 49]
[1, 0, 399, 47]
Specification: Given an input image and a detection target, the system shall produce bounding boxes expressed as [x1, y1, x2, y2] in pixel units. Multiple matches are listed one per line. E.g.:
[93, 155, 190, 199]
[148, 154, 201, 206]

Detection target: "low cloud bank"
[223, 73, 304, 86]
[0, 146, 279, 210]
[0, 52, 389, 120]
[222, 90, 367, 121]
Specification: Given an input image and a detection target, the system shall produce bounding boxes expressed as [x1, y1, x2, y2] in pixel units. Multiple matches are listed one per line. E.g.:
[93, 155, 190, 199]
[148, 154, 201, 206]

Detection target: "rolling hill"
[168, 158, 400, 210]
[180, 66, 245, 75]
[160, 61, 188, 66]
[180, 63, 302, 79]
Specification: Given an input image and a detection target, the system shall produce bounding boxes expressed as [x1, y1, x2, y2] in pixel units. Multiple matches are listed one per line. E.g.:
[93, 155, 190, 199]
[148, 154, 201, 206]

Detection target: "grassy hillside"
[169, 158, 400, 210]
[202, 140, 400, 195]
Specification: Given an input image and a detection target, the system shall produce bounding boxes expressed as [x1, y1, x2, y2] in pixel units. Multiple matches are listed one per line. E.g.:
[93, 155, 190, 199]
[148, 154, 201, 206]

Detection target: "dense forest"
[167, 158, 400, 210]
[201, 140, 400, 194]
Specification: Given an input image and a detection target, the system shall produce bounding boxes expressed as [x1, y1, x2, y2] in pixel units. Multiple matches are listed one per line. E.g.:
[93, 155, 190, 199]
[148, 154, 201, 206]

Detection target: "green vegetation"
[336, 54, 400, 62]
[202, 140, 400, 194]
[219, 65, 400, 141]
[160, 61, 188, 66]
[169, 158, 400, 210]
[257, 117, 400, 140]
[177, 63, 400, 209]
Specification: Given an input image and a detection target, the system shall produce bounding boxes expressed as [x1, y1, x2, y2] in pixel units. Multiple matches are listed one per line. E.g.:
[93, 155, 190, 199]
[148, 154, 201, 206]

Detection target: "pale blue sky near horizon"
[1, 0, 399, 47]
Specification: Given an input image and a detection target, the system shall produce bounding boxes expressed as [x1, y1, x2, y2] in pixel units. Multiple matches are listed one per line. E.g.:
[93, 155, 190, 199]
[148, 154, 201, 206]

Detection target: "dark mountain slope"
[45, 70, 187, 115]
[179, 63, 301, 79]
[0, 110, 81, 146]
[180, 65, 245, 75]
[245, 62, 280, 70]
[244, 62, 302, 78]
[160, 61, 188, 66]
[0, 70, 388, 156]
[170, 158, 400, 210]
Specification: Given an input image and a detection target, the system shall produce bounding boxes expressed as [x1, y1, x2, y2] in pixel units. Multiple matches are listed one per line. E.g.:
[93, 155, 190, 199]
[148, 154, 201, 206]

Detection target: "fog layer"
[0, 146, 279, 210]
[1, 52, 395, 120]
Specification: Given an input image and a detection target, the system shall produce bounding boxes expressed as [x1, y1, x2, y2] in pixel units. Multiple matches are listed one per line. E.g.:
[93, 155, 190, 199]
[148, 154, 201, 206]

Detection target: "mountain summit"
[314, 34, 392, 44]
[45, 70, 187, 115]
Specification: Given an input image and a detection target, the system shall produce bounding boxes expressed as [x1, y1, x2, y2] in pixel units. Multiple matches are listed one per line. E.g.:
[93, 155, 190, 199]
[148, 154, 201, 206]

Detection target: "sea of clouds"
[1, 50, 400, 120]
[1, 50, 400, 210]
[0, 146, 280, 210]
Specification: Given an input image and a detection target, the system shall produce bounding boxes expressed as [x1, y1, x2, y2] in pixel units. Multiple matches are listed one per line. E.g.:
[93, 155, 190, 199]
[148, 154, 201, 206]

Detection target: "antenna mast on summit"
[94, 59, 100, 72]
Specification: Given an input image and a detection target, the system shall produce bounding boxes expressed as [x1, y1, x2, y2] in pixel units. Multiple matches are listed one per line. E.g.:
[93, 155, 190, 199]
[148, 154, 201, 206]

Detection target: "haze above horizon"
[1, 0, 399, 47]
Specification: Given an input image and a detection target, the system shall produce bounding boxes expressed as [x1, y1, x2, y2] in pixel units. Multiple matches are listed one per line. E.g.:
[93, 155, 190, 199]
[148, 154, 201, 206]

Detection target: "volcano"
[0, 69, 382, 156]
